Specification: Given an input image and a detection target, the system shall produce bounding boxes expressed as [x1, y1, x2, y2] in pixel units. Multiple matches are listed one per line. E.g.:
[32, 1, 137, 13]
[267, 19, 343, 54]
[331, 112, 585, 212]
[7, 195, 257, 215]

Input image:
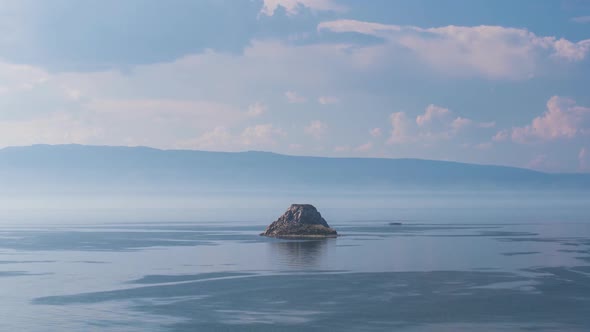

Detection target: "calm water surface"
[1, 206, 590, 331]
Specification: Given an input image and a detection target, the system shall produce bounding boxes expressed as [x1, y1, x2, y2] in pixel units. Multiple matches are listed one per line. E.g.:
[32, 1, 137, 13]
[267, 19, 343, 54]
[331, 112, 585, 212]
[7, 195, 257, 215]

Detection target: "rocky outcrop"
[261, 204, 337, 238]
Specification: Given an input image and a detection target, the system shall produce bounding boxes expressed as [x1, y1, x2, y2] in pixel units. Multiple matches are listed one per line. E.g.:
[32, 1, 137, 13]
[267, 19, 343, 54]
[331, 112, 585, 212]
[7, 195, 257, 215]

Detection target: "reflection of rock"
[261, 204, 337, 238]
[271, 239, 333, 268]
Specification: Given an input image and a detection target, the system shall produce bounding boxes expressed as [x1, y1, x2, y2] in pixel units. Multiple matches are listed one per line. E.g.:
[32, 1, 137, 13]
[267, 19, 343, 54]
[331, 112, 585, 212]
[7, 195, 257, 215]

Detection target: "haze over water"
[1, 193, 589, 331]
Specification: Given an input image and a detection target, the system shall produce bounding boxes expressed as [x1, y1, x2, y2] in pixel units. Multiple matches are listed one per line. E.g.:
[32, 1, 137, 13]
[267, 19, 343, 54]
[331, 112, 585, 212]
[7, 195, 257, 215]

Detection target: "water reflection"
[269, 239, 334, 269]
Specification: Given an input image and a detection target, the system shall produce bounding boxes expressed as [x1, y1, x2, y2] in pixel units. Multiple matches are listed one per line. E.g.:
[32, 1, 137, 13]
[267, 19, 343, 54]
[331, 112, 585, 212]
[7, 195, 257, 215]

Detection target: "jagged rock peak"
[261, 204, 337, 238]
[276, 204, 329, 226]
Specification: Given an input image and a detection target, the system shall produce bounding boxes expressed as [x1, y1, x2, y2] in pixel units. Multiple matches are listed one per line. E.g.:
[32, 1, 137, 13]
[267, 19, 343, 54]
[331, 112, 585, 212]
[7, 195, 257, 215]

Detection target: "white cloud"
[388, 104, 493, 144]
[418, 105, 478, 137]
[369, 127, 382, 137]
[387, 112, 411, 144]
[492, 130, 509, 142]
[285, 90, 308, 103]
[178, 124, 287, 150]
[304, 120, 327, 139]
[354, 142, 373, 152]
[197, 126, 233, 148]
[451, 117, 473, 130]
[318, 20, 590, 79]
[178, 126, 234, 150]
[571, 16, 590, 24]
[260, 0, 346, 17]
[416, 104, 451, 127]
[241, 124, 286, 146]
[552, 38, 590, 61]
[318, 96, 339, 104]
[247, 102, 267, 117]
[511, 96, 590, 143]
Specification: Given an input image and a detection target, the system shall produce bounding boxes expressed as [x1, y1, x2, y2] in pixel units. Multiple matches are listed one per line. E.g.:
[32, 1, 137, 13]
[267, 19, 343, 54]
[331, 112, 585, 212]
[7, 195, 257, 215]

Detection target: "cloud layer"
[0, 1, 589, 172]
[319, 20, 590, 79]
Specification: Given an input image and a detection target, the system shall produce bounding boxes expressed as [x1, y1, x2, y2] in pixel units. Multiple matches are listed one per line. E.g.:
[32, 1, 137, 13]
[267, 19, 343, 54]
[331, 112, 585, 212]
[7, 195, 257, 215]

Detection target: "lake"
[1, 203, 590, 331]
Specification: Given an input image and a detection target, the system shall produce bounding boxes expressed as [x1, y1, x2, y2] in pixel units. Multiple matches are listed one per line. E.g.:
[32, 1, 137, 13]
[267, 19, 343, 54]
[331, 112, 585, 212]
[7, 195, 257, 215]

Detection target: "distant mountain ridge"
[0, 144, 588, 194]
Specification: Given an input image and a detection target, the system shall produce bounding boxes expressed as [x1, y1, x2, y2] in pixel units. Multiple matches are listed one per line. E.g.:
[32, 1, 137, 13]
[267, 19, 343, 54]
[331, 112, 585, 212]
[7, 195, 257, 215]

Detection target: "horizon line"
[0, 143, 579, 175]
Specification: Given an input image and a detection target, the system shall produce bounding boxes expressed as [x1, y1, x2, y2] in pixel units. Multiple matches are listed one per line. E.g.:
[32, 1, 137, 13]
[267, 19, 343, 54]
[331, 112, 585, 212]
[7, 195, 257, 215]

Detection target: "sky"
[0, 0, 589, 173]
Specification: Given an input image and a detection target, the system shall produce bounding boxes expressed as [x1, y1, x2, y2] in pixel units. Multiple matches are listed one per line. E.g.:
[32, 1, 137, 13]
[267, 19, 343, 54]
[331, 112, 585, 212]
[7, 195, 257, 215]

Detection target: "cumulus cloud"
[492, 130, 509, 142]
[304, 120, 327, 139]
[451, 117, 473, 131]
[318, 19, 590, 79]
[318, 96, 339, 104]
[552, 38, 590, 61]
[388, 104, 493, 144]
[285, 90, 308, 103]
[260, 0, 346, 16]
[241, 123, 286, 146]
[369, 127, 382, 137]
[388, 112, 411, 144]
[178, 126, 233, 150]
[415, 105, 471, 140]
[416, 104, 451, 127]
[178, 124, 286, 150]
[510, 96, 590, 143]
[418, 105, 466, 139]
[247, 102, 267, 117]
[354, 142, 373, 152]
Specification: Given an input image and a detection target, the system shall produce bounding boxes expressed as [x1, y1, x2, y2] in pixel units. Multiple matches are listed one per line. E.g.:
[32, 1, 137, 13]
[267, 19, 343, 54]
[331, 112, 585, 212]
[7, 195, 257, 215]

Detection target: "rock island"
[260, 204, 338, 238]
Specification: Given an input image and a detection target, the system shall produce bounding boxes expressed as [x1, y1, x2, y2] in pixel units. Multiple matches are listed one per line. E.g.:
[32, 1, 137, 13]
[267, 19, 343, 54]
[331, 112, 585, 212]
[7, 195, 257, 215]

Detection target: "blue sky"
[0, 0, 589, 172]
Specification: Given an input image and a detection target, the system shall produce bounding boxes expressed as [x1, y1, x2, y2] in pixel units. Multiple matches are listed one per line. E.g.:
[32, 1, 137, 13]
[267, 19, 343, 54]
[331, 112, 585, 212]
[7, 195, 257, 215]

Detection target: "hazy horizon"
[2, 143, 589, 175]
[1, 145, 589, 199]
